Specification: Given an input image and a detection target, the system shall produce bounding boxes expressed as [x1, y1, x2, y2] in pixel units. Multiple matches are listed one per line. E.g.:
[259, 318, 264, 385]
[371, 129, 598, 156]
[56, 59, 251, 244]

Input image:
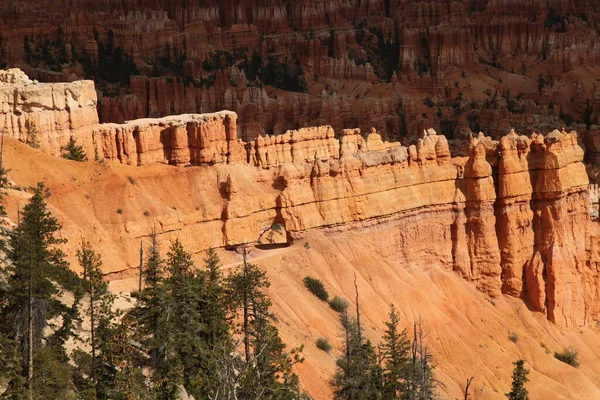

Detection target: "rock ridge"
[2, 69, 597, 328]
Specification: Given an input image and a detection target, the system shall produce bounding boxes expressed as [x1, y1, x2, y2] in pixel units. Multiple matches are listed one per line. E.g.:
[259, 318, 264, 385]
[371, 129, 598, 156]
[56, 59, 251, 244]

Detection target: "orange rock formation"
[3, 69, 600, 399]
[0, 68, 98, 155]
[5, 0, 600, 144]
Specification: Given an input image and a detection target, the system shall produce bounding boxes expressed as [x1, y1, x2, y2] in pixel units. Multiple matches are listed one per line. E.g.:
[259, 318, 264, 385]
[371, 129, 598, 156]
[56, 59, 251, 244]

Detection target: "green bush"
[316, 337, 332, 353]
[508, 332, 518, 343]
[116, 209, 123, 214]
[554, 347, 579, 367]
[329, 296, 349, 313]
[303, 276, 329, 302]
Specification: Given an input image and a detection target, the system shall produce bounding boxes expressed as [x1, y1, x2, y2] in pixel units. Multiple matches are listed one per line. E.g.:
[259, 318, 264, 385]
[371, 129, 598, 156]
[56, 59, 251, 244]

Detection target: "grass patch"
[303, 276, 329, 302]
[554, 347, 580, 367]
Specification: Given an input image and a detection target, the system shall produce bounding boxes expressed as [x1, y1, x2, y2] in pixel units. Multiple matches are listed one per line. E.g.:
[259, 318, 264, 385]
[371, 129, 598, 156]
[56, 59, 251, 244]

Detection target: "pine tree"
[381, 305, 411, 399]
[226, 247, 271, 364]
[506, 359, 529, 400]
[204, 248, 228, 343]
[77, 239, 124, 399]
[226, 247, 305, 399]
[61, 136, 87, 162]
[331, 312, 383, 400]
[128, 233, 165, 387]
[1, 182, 80, 399]
[156, 239, 206, 398]
[103, 316, 152, 400]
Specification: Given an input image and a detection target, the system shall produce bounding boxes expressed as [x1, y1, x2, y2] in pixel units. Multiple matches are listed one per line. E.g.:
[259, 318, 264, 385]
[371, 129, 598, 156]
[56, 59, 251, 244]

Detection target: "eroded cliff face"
[3, 1, 600, 143]
[1, 69, 596, 327]
[0, 68, 98, 155]
[3, 108, 597, 331]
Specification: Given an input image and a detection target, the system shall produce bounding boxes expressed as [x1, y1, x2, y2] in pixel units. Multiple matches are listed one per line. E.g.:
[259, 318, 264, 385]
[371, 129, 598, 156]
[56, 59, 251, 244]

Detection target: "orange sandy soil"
[4, 139, 600, 400]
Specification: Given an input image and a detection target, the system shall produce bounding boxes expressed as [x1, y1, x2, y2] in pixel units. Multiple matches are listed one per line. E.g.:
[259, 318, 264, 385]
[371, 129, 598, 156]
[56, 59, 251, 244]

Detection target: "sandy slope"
[249, 230, 600, 399]
[109, 229, 600, 400]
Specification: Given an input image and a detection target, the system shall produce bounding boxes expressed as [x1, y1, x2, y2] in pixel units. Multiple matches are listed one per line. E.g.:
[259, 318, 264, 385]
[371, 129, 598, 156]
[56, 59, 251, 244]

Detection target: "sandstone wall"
[94, 111, 245, 166]
[0, 68, 98, 156]
[2, 69, 597, 327]
[88, 111, 596, 327]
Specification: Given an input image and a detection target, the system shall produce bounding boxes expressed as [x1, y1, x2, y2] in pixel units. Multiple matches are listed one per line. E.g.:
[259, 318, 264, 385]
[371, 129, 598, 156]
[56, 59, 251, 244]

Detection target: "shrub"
[304, 242, 310, 250]
[329, 296, 349, 313]
[508, 332, 518, 343]
[316, 337, 332, 353]
[554, 347, 579, 367]
[143, 210, 150, 217]
[127, 176, 136, 184]
[116, 208, 123, 214]
[303, 276, 329, 302]
[423, 96, 434, 107]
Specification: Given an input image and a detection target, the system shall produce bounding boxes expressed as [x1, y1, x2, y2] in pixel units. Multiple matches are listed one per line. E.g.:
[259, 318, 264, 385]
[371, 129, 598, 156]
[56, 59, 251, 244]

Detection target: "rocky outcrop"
[2, 69, 597, 327]
[496, 129, 591, 326]
[68, 102, 599, 326]
[0, 68, 98, 156]
[94, 111, 245, 166]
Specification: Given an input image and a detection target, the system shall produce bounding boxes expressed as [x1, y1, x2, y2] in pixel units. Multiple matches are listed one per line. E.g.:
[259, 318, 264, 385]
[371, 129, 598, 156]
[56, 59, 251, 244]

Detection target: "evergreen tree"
[381, 305, 411, 399]
[1, 182, 80, 399]
[102, 316, 153, 400]
[129, 233, 165, 383]
[155, 239, 207, 398]
[61, 137, 87, 162]
[506, 359, 529, 400]
[77, 239, 124, 399]
[226, 247, 305, 399]
[204, 248, 229, 342]
[331, 312, 383, 400]
[226, 248, 271, 364]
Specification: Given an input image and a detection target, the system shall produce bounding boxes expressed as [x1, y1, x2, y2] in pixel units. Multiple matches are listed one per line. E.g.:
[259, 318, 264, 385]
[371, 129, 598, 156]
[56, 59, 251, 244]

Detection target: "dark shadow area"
[255, 242, 290, 251]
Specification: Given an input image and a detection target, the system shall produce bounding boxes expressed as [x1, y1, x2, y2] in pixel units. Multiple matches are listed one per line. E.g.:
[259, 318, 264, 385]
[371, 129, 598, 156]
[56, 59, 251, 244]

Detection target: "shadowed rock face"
[4, 1, 600, 143]
[3, 70, 596, 327]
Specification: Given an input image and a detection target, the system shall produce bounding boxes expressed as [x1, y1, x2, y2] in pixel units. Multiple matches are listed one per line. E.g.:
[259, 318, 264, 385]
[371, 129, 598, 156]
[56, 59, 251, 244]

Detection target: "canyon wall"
[0, 68, 98, 156]
[98, 110, 597, 327]
[2, 69, 598, 328]
[3, 1, 600, 142]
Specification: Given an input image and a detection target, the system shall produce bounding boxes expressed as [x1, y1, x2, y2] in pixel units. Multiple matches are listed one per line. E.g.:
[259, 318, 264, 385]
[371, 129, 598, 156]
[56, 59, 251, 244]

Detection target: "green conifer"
[381, 305, 411, 399]
[62, 137, 87, 162]
[506, 359, 529, 400]
[1, 182, 80, 399]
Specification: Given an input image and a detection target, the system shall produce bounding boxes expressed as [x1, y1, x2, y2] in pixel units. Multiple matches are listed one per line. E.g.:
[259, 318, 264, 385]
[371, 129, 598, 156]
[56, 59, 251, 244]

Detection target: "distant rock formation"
[4, 1, 600, 141]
